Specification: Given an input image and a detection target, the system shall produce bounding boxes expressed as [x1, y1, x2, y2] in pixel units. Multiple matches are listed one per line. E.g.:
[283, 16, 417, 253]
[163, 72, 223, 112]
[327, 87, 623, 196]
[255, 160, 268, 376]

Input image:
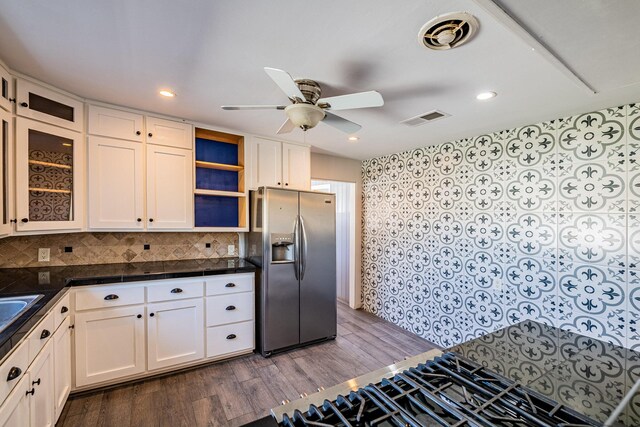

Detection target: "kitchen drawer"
[27, 311, 54, 363]
[75, 285, 145, 311]
[206, 321, 254, 358]
[0, 342, 28, 405]
[53, 292, 71, 331]
[205, 273, 254, 296]
[206, 293, 254, 327]
[147, 279, 204, 303]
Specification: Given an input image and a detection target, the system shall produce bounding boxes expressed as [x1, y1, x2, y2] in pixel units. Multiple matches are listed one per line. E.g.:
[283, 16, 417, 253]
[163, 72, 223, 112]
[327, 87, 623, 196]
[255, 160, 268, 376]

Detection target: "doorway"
[311, 180, 356, 305]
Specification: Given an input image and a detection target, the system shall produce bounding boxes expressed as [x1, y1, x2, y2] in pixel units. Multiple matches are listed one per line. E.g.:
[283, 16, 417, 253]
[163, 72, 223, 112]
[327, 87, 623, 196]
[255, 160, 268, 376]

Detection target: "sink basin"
[0, 295, 43, 334]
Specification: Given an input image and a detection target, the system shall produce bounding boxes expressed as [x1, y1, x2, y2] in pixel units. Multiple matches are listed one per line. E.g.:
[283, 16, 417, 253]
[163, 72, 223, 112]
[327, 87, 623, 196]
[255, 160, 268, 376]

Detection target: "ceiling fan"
[221, 67, 384, 134]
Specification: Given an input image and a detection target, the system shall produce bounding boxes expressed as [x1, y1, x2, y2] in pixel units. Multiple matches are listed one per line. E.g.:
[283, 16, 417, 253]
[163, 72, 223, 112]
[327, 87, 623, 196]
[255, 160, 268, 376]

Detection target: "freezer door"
[262, 189, 300, 353]
[299, 191, 337, 343]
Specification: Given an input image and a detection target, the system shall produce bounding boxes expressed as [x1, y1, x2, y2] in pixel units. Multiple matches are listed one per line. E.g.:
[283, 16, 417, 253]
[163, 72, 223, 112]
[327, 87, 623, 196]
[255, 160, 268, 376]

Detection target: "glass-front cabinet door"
[0, 109, 12, 237]
[0, 63, 12, 113]
[15, 118, 82, 231]
[16, 79, 83, 132]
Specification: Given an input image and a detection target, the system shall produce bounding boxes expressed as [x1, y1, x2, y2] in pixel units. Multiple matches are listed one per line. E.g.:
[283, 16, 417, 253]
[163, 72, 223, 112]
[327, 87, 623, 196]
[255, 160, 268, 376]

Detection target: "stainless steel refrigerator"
[246, 187, 337, 356]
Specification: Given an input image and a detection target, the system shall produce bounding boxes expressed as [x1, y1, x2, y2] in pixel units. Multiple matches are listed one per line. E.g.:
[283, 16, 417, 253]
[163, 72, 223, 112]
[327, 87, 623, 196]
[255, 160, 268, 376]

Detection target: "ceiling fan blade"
[317, 91, 383, 111]
[276, 118, 296, 134]
[264, 67, 306, 102]
[322, 112, 362, 134]
[221, 105, 285, 110]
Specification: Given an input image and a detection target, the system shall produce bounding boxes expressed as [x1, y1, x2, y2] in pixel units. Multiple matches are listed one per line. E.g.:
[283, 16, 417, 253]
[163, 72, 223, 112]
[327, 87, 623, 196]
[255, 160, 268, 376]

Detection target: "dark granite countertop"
[449, 320, 639, 426]
[0, 258, 256, 362]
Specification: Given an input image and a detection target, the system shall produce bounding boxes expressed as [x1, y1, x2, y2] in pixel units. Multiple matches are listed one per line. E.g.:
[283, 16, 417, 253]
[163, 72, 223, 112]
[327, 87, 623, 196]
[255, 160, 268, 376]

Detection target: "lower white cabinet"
[74, 305, 146, 387]
[147, 299, 204, 371]
[53, 318, 71, 421]
[28, 341, 54, 427]
[0, 375, 30, 427]
[206, 321, 254, 358]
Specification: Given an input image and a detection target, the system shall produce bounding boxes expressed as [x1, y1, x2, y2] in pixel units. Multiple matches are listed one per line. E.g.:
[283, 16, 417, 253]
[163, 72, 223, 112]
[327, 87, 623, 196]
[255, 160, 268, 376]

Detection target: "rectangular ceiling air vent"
[401, 110, 450, 127]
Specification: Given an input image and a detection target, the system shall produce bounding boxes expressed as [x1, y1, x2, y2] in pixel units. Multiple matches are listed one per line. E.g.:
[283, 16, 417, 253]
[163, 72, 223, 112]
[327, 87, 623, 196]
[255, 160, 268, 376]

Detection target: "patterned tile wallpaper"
[361, 102, 640, 350]
[0, 232, 239, 268]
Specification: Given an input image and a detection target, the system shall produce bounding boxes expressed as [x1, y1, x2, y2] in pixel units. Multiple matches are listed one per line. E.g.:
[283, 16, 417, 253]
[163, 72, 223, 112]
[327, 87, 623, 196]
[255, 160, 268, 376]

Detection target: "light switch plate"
[38, 248, 50, 262]
[228, 244, 235, 255]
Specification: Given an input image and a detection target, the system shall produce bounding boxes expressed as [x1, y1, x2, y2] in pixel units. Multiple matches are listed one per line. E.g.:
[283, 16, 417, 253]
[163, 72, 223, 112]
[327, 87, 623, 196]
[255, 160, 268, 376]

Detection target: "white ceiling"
[0, 0, 638, 160]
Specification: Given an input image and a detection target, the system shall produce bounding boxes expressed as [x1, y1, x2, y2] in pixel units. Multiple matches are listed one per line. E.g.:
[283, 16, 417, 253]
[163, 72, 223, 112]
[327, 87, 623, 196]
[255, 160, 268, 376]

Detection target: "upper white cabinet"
[87, 105, 143, 142]
[146, 145, 193, 229]
[145, 117, 192, 150]
[282, 142, 311, 191]
[15, 118, 83, 232]
[0, 109, 12, 237]
[88, 136, 144, 230]
[249, 137, 310, 190]
[16, 79, 83, 132]
[0, 63, 12, 113]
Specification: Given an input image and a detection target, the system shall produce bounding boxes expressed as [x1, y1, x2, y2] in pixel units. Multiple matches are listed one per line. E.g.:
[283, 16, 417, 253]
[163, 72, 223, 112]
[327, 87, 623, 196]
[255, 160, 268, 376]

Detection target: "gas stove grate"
[280, 353, 600, 427]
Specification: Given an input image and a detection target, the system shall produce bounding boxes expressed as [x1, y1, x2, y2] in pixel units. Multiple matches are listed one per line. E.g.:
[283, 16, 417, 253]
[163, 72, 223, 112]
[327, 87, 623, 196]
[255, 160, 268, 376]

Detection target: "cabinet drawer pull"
[225, 283, 235, 288]
[6, 367, 21, 381]
[26, 388, 35, 396]
[21, 218, 28, 223]
[150, 313, 155, 317]
[20, 102, 28, 108]
[32, 378, 41, 386]
[136, 131, 141, 135]
[104, 294, 119, 301]
[225, 305, 236, 311]
[40, 329, 50, 339]
[170, 288, 183, 294]
[60, 306, 69, 314]
[226, 334, 236, 340]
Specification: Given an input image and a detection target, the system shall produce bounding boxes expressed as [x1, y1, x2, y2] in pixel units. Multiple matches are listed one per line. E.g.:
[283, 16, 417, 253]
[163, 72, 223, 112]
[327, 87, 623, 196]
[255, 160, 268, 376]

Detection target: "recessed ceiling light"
[348, 136, 359, 142]
[476, 91, 497, 100]
[159, 90, 176, 98]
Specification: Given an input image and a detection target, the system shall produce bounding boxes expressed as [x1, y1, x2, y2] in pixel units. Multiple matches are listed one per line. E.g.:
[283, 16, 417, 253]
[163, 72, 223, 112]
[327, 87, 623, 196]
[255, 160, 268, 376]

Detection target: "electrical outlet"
[227, 244, 235, 255]
[493, 278, 503, 290]
[38, 271, 50, 284]
[38, 248, 50, 262]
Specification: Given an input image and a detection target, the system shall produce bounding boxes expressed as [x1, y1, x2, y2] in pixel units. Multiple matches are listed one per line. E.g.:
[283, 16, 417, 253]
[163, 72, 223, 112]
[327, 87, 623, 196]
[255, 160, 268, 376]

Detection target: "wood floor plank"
[60, 303, 438, 427]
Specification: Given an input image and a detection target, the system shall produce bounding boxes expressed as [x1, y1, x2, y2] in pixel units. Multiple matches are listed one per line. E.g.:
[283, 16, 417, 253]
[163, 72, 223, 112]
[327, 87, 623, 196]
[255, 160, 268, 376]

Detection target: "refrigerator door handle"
[299, 215, 308, 280]
[293, 215, 300, 280]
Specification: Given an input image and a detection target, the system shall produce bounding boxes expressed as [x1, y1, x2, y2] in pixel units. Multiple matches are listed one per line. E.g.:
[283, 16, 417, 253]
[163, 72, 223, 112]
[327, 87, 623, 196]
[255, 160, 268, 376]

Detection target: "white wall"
[310, 153, 362, 308]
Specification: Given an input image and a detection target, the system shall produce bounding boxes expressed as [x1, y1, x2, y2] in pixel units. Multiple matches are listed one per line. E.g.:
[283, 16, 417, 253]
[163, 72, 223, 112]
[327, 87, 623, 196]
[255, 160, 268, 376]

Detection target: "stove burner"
[280, 353, 599, 427]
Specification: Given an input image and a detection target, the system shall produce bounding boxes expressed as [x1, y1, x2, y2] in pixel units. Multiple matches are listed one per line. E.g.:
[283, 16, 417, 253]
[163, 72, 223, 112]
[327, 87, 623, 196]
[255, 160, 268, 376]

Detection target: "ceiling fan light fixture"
[285, 104, 325, 130]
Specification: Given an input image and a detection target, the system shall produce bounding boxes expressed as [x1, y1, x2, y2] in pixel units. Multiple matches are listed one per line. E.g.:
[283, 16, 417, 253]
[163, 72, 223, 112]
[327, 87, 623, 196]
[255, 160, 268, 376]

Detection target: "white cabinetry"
[146, 144, 193, 229]
[145, 117, 192, 150]
[16, 79, 83, 132]
[0, 375, 30, 427]
[0, 63, 12, 113]
[74, 305, 146, 387]
[249, 137, 310, 190]
[87, 105, 143, 142]
[15, 118, 83, 232]
[147, 299, 204, 370]
[0, 108, 12, 237]
[27, 341, 54, 427]
[53, 318, 71, 422]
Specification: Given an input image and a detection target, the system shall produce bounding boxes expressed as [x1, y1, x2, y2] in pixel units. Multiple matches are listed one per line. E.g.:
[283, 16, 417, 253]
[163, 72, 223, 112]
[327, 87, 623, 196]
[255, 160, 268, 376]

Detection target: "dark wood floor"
[58, 303, 439, 427]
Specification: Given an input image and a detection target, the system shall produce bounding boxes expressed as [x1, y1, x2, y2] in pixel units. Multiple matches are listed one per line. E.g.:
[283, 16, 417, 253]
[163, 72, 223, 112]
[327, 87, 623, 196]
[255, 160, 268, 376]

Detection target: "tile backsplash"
[0, 232, 239, 268]
[361, 102, 640, 350]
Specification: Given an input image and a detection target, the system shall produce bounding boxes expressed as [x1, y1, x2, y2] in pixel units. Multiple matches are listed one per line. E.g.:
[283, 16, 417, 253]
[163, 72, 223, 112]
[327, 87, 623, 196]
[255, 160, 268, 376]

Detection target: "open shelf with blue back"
[194, 128, 246, 229]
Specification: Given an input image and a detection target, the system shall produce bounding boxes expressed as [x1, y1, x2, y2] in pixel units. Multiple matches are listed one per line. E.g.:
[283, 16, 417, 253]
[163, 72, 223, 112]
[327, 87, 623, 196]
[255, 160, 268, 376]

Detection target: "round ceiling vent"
[418, 12, 479, 50]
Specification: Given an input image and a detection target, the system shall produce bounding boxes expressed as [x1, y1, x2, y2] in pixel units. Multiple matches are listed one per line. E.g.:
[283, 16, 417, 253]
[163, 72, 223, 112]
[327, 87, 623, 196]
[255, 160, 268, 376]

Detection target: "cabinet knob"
[20, 102, 28, 108]
[40, 329, 50, 340]
[170, 288, 183, 294]
[148, 133, 153, 137]
[225, 283, 235, 288]
[21, 218, 28, 223]
[26, 388, 35, 396]
[137, 314, 142, 319]
[6, 367, 21, 382]
[150, 313, 155, 317]
[285, 183, 289, 186]
[136, 131, 141, 135]
[60, 306, 69, 314]
[137, 218, 142, 222]
[9, 219, 16, 224]
[226, 334, 236, 340]
[104, 294, 119, 301]
[32, 378, 41, 386]
[277, 182, 281, 185]
[149, 218, 154, 223]
[69, 324, 75, 330]
[225, 305, 236, 311]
